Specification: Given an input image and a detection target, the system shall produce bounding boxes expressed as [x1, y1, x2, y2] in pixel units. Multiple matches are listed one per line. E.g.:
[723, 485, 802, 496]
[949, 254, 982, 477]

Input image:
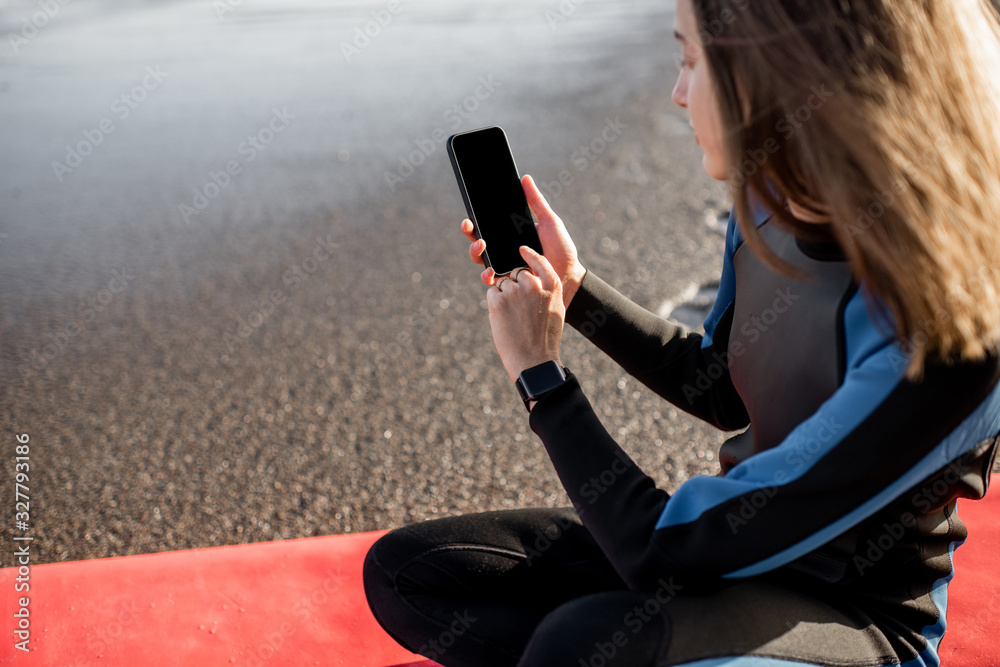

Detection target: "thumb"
[520, 246, 559, 290]
[522, 175, 556, 225]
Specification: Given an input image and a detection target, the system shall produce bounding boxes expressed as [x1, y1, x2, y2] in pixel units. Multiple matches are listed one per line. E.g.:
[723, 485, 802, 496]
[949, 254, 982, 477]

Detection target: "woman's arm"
[468, 177, 1000, 593]
[565, 270, 747, 430]
[563, 204, 750, 431]
[529, 316, 1000, 592]
[461, 176, 748, 430]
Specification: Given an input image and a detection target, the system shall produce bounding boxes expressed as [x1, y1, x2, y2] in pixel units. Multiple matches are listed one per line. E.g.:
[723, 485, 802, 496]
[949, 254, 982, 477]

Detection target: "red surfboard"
[1, 491, 996, 666]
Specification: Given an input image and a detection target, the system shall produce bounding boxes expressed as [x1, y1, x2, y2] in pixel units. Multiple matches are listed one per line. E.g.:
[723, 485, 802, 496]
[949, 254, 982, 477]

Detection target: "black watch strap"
[515, 362, 568, 411]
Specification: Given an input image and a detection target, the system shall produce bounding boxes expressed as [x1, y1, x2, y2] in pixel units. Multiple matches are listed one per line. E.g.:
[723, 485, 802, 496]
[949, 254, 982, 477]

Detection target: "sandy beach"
[0, 0, 735, 566]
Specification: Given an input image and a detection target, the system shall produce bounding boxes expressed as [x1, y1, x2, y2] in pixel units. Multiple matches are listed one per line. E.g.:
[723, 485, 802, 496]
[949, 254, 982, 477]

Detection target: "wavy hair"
[693, 0, 1000, 378]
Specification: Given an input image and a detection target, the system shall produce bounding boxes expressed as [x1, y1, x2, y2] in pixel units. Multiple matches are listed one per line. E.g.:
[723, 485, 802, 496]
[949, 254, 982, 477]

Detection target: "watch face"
[520, 362, 567, 399]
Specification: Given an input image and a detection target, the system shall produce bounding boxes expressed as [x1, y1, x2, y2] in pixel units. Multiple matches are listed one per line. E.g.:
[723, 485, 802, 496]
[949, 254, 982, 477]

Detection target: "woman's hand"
[486, 246, 566, 384]
[461, 174, 586, 309]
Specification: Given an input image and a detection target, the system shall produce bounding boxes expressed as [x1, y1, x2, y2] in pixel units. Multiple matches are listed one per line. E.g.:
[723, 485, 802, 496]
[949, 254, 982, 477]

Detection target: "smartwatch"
[515, 361, 568, 412]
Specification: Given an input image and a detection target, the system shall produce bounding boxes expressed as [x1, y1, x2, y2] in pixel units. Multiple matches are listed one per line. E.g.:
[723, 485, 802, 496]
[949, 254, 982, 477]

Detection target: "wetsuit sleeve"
[530, 293, 1000, 592]
[565, 270, 748, 431]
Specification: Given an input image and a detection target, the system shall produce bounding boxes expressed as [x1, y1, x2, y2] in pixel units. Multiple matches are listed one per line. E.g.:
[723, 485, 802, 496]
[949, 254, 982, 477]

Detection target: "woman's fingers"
[468, 238, 485, 265]
[522, 175, 556, 226]
[519, 246, 559, 291]
[460, 218, 476, 241]
[459, 218, 493, 284]
[462, 218, 487, 266]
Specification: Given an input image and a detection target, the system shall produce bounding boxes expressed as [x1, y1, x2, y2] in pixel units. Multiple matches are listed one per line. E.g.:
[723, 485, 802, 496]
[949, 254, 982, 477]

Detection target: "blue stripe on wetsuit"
[659, 280, 1000, 580]
[702, 194, 771, 348]
[659, 199, 1000, 580]
[656, 290, 902, 533]
[530, 181, 998, 664]
[701, 208, 740, 349]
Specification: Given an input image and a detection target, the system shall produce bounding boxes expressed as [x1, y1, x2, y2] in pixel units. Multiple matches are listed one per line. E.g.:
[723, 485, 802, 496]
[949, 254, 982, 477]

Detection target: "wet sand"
[0, 0, 735, 565]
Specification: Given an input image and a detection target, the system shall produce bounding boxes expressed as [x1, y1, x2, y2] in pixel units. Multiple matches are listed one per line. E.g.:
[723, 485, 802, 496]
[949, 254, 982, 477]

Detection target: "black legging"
[364, 507, 645, 666]
[363, 508, 904, 667]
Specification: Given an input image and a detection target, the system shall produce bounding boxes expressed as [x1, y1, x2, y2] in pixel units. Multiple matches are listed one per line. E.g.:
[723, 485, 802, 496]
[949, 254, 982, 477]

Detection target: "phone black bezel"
[447, 126, 541, 276]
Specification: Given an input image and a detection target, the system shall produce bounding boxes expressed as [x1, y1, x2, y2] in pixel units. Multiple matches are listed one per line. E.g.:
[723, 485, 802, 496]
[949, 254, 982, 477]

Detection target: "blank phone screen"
[450, 127, 542, 275]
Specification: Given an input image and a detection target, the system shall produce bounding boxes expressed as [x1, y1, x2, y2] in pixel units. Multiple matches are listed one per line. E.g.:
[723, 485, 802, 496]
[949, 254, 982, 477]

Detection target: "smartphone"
[447, 126, 543, 276]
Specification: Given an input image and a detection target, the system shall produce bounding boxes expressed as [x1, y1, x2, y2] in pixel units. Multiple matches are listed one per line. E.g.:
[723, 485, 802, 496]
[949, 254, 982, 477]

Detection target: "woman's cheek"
[704, 149, 729, 181]
[699, 129, 728, 180]
[692, 77, 729, 180]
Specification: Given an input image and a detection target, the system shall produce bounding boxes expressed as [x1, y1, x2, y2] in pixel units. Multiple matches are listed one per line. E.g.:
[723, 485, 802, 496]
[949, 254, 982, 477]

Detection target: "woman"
[364, 0, 1000, 664]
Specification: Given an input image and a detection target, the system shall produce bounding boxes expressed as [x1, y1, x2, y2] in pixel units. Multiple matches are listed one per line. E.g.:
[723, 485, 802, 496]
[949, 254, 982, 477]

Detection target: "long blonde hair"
[694, 0, 1000, 378]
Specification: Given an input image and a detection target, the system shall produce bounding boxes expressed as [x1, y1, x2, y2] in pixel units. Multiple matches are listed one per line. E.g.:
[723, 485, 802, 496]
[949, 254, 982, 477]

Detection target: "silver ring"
[509, 267, 528, 282]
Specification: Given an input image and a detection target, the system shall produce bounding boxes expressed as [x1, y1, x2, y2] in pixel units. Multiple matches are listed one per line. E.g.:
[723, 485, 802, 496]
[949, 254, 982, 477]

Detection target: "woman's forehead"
[673, 0, 701, 46]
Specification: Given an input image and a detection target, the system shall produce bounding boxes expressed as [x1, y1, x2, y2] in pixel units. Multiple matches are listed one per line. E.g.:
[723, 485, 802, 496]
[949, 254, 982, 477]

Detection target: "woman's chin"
[703, 154, 729, 182]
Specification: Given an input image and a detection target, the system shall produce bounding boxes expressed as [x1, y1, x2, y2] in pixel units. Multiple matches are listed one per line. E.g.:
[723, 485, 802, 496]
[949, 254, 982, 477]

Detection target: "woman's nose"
[672, 71, 688, 108]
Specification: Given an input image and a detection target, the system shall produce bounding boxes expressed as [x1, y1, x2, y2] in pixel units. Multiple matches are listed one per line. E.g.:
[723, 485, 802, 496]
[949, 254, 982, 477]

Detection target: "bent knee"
[519, 592, 668, 667]
[362, 529, 423, 650]
[362, 527, 420, 615]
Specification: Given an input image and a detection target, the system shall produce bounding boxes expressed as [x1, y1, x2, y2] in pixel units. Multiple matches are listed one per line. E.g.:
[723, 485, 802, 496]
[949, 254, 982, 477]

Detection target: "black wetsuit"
[363, 195, 1000, 666]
